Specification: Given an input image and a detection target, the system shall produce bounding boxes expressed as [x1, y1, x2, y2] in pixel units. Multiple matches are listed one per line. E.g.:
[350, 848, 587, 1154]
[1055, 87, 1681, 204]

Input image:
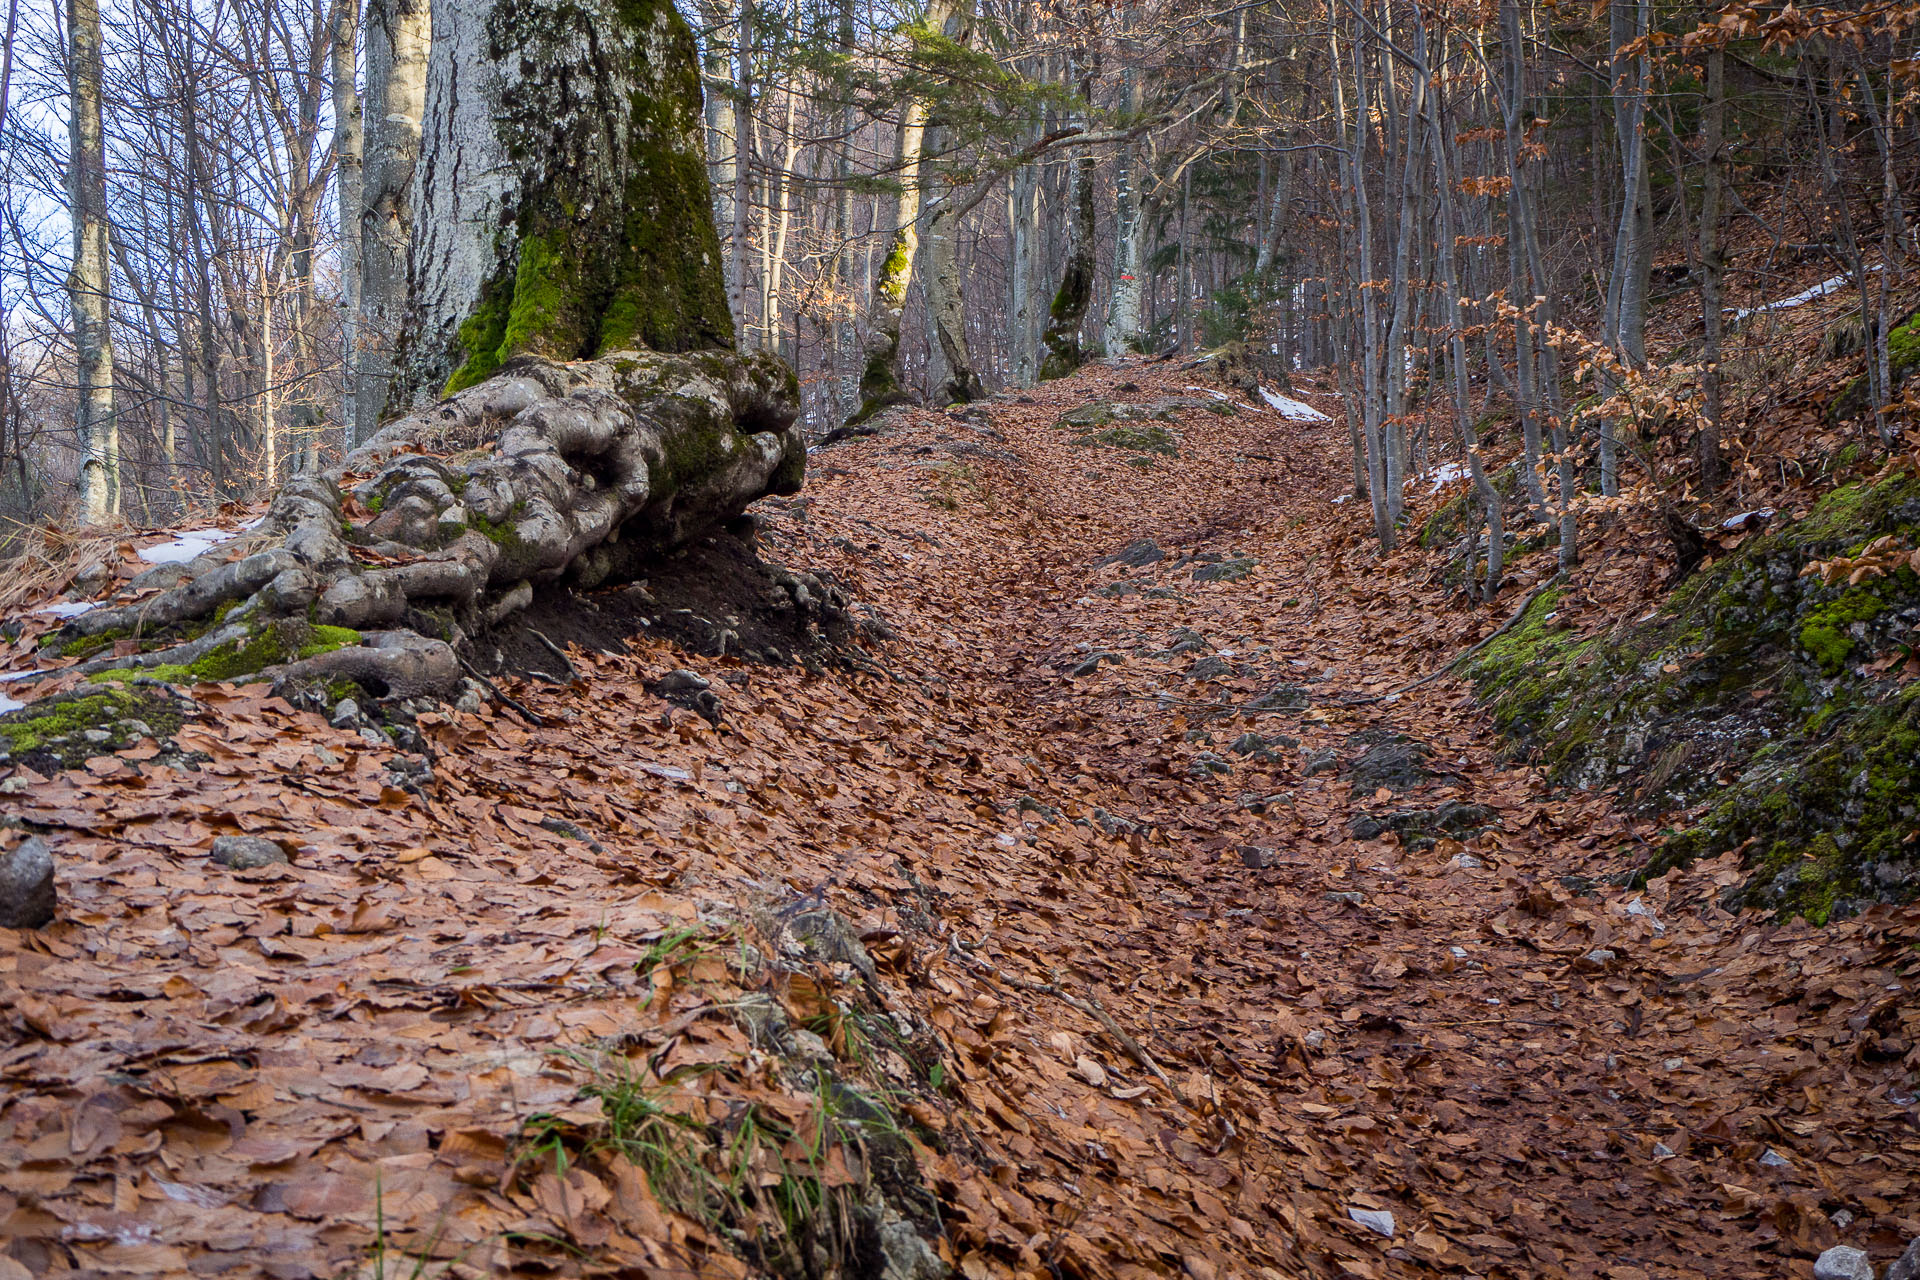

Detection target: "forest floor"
[2, 358, 1918, 1280]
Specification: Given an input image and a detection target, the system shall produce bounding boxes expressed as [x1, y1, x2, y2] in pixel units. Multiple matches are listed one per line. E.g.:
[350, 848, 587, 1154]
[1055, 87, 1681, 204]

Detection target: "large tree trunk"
[68, 0, 118, 522]
[1039, 150, 1096, 382]
[351, 0, 428, 443]
[53, 0, 801, 701]
[850, 94, 930, 422]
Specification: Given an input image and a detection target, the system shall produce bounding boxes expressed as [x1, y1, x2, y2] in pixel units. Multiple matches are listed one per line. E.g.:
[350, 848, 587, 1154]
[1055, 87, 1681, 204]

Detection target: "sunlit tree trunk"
[331, 0, 362, 443]
[352, 0, 427, 440]
[68, 0, 119, 521]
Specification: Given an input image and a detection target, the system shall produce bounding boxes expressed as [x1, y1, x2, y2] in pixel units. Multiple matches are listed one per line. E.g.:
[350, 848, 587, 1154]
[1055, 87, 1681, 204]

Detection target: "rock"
[1251, 680, 1309, 711]
[1347, 1207, 1395, 1238]
[1623, 896, 1666, 934]
[209, 835, 290, 869]
[1091, 808, 1137, 837]
[1302, 748, 1338, 776]
[1886, 1237, 1920, 1280]
[1095, 539, 1165, 568]
[1348, 737, 1431, 793]
[1348, 801, 1497, 847]
[1193, 556, 1255, 583]
[330, 698, 360, 728]
[1578, 949, 1617, 969]
[1303, 1028, 1327, 1048]
[1452, 853, 1484, 870]
[652, 669, 723, 725]
[1325, 891, 1364, 905]
[1190, 752, 1232, 777]
[657, 668, 710, 694]
[1814, 1246, 1875, 1280]
[1188, 656, 1231, 680]
[1758, 1148, 1792, 1169]
[1239, 846, 1275, 869]
[1165, 628, 1210, 656]
[0, 837, 56, 929]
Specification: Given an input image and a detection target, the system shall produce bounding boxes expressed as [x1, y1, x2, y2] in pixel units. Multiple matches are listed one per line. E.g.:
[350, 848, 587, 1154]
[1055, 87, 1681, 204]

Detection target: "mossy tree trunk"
[1038, 151, 1096, 382]
[391, 0, 736, 410]
[51, 0, 802, 701]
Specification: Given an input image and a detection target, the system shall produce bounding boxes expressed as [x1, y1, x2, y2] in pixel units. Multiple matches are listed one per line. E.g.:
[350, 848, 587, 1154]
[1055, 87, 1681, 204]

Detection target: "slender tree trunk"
[702, 0, 737, 241]
[1422, 18, 1502, 594]
[352, 0, 427, 439]
[1604, 0, 1652, 367]
[68, 0, 118, 521]
[331, 0, 362, 442]
[1105, 64, 1143, 356]
[729, 0, 755, 345]
[1696, 43, 1727, 491]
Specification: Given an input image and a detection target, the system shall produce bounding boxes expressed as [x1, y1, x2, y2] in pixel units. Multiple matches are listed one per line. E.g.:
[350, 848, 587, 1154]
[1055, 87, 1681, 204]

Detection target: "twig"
[525, 627, 578, 682]
[455, 651, 545, 726]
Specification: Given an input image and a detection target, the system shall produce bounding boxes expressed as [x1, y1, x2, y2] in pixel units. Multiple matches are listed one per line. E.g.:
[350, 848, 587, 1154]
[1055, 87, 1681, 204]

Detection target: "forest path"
[2, 360, 1915, 1280]
[784, 360, 1918, 1279]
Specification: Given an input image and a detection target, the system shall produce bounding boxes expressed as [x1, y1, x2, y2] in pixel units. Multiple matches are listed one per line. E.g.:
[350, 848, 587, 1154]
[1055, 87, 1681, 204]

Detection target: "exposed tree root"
[55, 349, 802, 699]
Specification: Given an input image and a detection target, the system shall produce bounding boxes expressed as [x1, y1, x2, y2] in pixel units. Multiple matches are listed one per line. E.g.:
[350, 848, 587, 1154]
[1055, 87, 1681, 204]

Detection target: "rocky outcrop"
[1467, 471, 1920, 920]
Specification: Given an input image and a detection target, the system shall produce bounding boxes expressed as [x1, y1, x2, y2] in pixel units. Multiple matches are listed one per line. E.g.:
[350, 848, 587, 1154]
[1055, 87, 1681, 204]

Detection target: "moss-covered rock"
[1828, 309, 1920, 423]
[0, 686, 185, 774]
[1073, 424, 1179, 457]
[1468, 471, 1920, 919]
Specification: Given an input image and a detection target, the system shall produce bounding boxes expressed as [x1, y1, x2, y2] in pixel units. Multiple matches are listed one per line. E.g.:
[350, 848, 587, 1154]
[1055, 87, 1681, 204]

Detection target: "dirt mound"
[465, 521, 882, 682]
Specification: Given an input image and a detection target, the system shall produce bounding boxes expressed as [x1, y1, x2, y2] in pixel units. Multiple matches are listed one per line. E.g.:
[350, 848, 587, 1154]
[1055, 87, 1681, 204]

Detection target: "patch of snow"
[1407, 461, 1468, 493]
[1729, 268, 1879, 323]
[1259, 386, 1331, 422]
[1183, 385, 1231, 400]
[1331, 494, 1351, 505]
[1347, 1208, 1396, 1238]
[137, 526, 240, 565]
[1721, 507, 1776, 529]
[0, 693, 20, 714]
[34, 601, 97, 619]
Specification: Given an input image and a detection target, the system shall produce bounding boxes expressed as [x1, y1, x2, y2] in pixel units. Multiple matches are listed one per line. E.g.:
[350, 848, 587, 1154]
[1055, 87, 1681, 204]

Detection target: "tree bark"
[1038, 150, 1096, 381]
[352, 0, 428, 442]
[1696, 43, 1727, 491]
[50, 0, 802, 702]
[331, 0, 363, 441]
[1105, 65, 1143, 356]
[392, 0, 736, 407]
[68, 0, 118, 522]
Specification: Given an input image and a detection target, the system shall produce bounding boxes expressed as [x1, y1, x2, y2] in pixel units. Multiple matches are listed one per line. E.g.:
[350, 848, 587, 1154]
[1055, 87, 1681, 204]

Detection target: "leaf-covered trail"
[2, 361, 1916, 1280]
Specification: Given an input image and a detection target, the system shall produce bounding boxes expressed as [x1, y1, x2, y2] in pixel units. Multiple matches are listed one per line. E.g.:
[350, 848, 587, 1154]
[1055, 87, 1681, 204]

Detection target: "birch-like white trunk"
[331, 0, 363, 439]
[68, 0, 118, 521]
[351, 0, 428, 441]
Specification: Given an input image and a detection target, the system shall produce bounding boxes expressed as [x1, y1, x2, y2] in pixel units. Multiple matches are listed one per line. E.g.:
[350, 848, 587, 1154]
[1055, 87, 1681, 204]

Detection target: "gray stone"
[1188, 655, 1231, 680]
[1759, 1147, 1792, 1169]
[1239, 846, 1275, 869]
[1190, 752, 1232, 777]
[656, 669, 710, 695]
[1094, 539, 1164, 569]
[330, 698, 360, 728]
[1303, 748, 1339, 776]
[1193, 556, 1255, 583]
[210, 835, 289, 870]
[1349, 738, 1431, 793]
[1346, 1207, 1395, 1238]
[1814, 1246, 1874, 1280]
[1070, 656, 1105, 678]
[1580, 949, 1617, 967]
[1325, 891, 1364, 905]
[0, 837, 55, 929]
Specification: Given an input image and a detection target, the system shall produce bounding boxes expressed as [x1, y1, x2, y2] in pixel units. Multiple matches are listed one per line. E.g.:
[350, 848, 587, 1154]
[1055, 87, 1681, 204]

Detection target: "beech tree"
[54, 0, 802, 697]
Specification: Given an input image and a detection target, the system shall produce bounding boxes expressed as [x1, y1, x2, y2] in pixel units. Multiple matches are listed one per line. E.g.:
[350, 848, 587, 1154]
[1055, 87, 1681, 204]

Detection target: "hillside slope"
[1, 361, 1917, 1280]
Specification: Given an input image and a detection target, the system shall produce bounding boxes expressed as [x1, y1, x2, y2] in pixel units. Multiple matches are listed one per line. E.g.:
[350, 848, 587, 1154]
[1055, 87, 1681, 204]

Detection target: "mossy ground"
[1469, 470, 1920, 921]
[0, 686, 184, 773]
[1073, 424, 1179, 457]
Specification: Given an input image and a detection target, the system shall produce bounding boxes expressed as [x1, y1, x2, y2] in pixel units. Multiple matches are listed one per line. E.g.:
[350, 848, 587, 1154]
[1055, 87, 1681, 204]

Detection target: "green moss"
[0, 686, 184, 770]
[90, 621, 361, 689]
[1799, 586, 1889, 674]
[1073, 424, 1178, 457]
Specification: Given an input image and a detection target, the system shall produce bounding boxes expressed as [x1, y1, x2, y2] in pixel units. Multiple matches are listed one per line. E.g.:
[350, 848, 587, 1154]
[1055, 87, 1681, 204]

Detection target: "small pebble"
[209, 836, 289, 870]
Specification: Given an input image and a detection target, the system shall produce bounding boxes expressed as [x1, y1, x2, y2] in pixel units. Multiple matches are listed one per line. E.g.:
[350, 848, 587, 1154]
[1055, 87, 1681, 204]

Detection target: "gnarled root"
[57, 348, 802, 699]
